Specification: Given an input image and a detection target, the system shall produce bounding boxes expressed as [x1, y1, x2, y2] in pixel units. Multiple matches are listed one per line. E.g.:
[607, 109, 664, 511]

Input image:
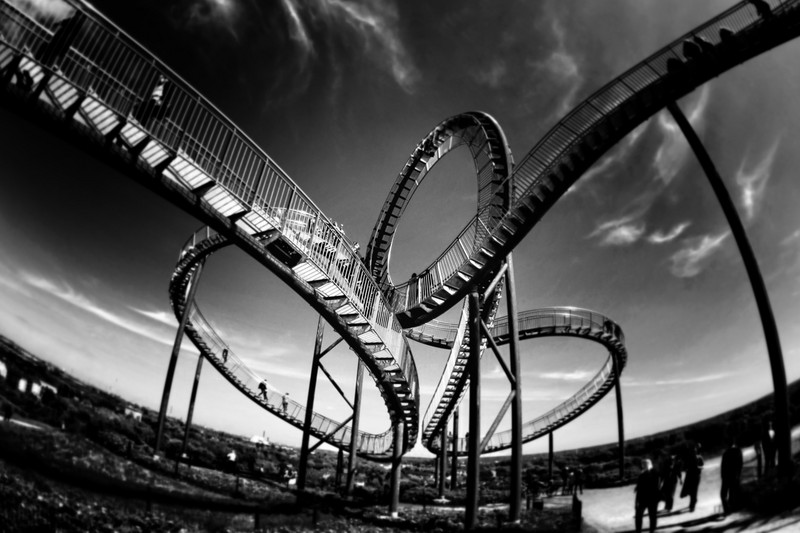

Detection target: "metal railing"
[389, 0, 797, 315]
[425, 307, 626, 454]
[0, 0, 418, 451]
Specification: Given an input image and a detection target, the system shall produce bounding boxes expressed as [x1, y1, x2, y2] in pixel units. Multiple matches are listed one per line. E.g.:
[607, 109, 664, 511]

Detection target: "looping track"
[2, 0, 799, 461]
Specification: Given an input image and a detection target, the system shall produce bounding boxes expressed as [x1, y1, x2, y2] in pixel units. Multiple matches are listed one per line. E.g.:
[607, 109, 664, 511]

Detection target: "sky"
[2, 0, 800, 459]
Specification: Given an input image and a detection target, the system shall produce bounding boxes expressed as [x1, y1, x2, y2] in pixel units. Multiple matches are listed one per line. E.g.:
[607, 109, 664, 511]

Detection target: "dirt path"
[581, 427, 800, 532]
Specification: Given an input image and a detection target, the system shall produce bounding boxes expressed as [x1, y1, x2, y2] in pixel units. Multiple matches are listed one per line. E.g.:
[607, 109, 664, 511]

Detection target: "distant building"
[124, 406, 143, 421]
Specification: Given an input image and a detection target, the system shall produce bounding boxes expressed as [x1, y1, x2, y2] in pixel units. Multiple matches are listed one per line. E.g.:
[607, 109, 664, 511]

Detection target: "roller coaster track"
[0, 0, 420, 459]
[420, 307, 626, 455]
[1, 0, 799, 463]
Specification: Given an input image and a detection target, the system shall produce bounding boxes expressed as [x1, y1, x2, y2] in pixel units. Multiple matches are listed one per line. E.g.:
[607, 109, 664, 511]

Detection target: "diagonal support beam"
[480, 390, 515, 454]
[481, 262, 508, 304]
[319, 336, 344, 359]
[309, 413, 355, 454]
[481, 319, 515, 387]
[318, 360, 354, 410]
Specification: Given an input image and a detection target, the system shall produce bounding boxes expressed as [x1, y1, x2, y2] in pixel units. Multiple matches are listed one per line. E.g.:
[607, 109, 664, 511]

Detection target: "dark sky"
[1, 0, 799, 457]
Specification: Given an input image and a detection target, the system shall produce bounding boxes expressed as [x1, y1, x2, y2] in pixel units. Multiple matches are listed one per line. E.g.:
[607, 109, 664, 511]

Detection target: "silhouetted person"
[762, 420, 776, 472]
[661, 455, 682, 512]
[37, 11, 86, 68]
[635, 459, 659, 533]
[258, 379, 268, 401]
[575, 467, 584, 495]
[281, 393, 289, 415]
[749, 0, 772, 18]
[720, 439, 743, 514]
[682, 39, 702, 61]
[681, 445, 703, 512]
[134, 74, 171, 127]
[408, 273, 418, 307]
[222, 348, 228, 363]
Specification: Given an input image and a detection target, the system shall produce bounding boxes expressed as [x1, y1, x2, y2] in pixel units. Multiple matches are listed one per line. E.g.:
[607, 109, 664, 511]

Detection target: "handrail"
[389, 0, 800, 324]
[0, 0, 419, 451]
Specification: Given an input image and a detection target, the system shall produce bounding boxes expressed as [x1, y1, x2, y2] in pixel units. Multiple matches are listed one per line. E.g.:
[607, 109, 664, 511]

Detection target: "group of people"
[634, 444, 706, 533]
[634, 437, 750, 533]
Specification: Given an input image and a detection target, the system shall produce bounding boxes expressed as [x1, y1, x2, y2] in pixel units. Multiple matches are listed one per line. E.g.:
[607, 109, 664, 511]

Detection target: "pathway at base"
[581, 426, 800, 532]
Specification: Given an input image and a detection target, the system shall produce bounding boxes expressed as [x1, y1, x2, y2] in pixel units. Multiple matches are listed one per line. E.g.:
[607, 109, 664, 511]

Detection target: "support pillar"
[389, 422, 404, 517]
[548, 432, 554, 481]
[298, 316, 326, 491]
[438, 429, 447, 499]
[612, 353, 625, 480]
[505, 255, 522, 522]
[335, 448, 344, 491]
[668, 101, 792, 480]
[177, 352, 204, 473]
[155, 261, 204, 457]
[346, 360, 364, 496]
[465, 290, 481, 530]
[450, 408, 459, 490]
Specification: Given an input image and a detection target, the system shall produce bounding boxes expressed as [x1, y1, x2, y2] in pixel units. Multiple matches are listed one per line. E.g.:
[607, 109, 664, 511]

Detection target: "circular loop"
[366, 111, 513, 323]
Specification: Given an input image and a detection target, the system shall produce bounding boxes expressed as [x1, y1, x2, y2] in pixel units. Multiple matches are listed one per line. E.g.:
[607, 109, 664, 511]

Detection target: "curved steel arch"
[387, 0, 800, 328]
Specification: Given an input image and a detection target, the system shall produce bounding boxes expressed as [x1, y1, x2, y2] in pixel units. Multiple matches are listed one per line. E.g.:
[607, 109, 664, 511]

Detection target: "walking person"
[634, 459, 660, 533]
[258, 378, 268, 402]
[762, 419, 776, 473]
[281, 393, 289, 415]
[661, 455, 682, 512]
[681, 444, 704, 512]
[720, 438, 743, 514]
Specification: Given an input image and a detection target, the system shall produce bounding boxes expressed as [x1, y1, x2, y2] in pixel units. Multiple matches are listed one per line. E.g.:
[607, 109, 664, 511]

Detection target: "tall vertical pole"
[450, 408, 459, 490]
[155, 261, 204, 457]
[177, 352, 204, 470]
[667, 101, 792, 480]
[465, 290, 482, 530]
[438, 430, 447, 499]
[346, 360, 364, 496]
[612, 353, 625, 480]
[335, 448, 344, 491]
[548, 432, 554, 481]
[389, 422, 404, 517]
[505, 255, 522, 522]
[298, 316, 325, 491]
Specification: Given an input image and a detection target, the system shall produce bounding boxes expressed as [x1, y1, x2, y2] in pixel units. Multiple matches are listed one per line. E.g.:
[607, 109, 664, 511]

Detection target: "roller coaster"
[1, 0, 797, 524]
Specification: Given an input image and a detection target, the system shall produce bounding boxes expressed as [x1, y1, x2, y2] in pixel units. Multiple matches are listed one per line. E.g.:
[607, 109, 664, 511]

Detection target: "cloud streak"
[736, 139, 781, 221]
[647, 222, 691, 244]
[652, 85, 709, 185]
[669, 231, 730, 278]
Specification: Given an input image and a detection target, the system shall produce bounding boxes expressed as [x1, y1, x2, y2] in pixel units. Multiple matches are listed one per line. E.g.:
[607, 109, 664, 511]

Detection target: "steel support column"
[389, 422, 404, 517]
[297, 316, 326, 491]
[450, 408, 459, 490]
[155, 261, 204, 457]
[548, 432, 554, 481]
[346, 360, 364, 496]
[335, 448, 344, 491]
[612, 352, 625, 480]
[438, 429, 447, 499]
[668, 101, 792, 480]
[465, 290, 481, 530]
[177, 352, 204, 472]
[505, 255, 522, 522]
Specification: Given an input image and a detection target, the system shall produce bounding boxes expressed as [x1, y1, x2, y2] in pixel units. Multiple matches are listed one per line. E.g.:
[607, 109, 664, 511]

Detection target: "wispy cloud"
[9, 0, 72, 19]
[736, 139, 781, 221]
[647, 221, 691, 244]
[669, 231, 730, 278]
[625, 371, 732, 388]
[472, 60, 508, 89]
[181, 0, 241, 39]
[652, 86, 709, 185]
[540, 370, 594, 381]
[21, 272, 183, 349]
[129, 307, 177, 327]
[528, 17, 582, 119]
[589, 215, 646, 246]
